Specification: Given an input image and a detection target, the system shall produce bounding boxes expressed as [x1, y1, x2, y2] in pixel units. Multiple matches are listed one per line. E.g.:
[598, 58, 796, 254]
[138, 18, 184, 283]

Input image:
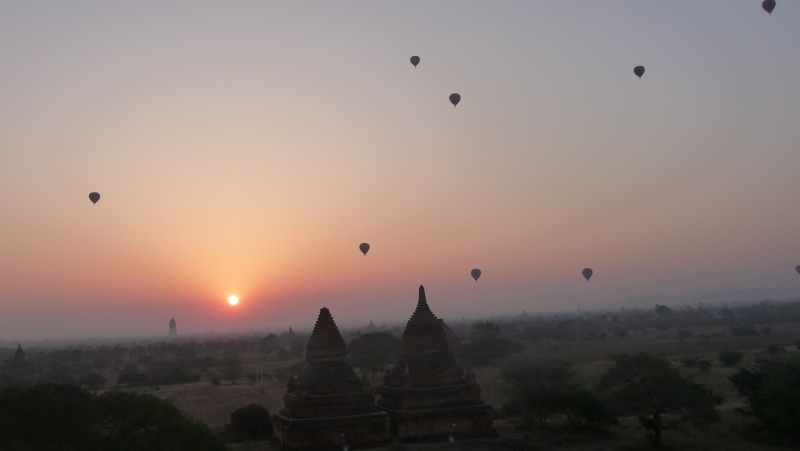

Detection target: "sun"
[228, 295, 239, 306]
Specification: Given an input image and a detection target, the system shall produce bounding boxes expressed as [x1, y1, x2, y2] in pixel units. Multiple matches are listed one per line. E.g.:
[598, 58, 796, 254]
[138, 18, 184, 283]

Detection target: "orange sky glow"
[1, 1, 800, 340]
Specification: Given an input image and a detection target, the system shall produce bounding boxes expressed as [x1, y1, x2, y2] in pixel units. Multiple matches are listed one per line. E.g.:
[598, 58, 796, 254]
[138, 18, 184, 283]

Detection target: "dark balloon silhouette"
[410, 56, 420, 67]
[762, 0, 775, 14]
[359, 243, 370, 256]
[634, 66, 645, 78]
[795, 265, 800, 275]
[582, 268, 593, 281]
[89, 192, 100, 205]
[471, 268, 481, 282]
[449, 93, 461, 107]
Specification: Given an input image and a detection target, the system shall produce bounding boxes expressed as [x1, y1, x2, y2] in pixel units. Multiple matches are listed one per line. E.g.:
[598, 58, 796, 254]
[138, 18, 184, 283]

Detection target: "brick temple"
[376, 286, 496, 441]
[272, 307, 390, 450]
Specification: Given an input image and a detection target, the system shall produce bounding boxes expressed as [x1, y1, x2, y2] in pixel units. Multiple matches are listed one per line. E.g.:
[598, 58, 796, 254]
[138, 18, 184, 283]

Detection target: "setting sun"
[228, 295, 239, 306]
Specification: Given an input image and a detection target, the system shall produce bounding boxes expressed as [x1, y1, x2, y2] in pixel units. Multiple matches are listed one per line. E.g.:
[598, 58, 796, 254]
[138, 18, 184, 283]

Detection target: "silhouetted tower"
[13, 344, 25, 365]
[169, 318, 177, 337]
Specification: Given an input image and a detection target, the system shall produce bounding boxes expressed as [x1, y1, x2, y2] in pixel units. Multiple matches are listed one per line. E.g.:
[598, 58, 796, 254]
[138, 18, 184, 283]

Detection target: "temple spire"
[306, 307, 347, 362]
[411, 285, 436, 321]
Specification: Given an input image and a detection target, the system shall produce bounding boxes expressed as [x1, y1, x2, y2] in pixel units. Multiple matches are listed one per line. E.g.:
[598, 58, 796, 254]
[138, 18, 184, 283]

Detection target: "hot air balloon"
[359, 243, 370, 256]
[410, 56, 420, 67]
[89, 192, 100, 205]
[795, 265, 800, 275]
[471, 269, 481, 282]
[582, 268, 593, 281]
[449, 93, 461, 107]
[634, 66, 645, 78]
[762, 0, 775, 14]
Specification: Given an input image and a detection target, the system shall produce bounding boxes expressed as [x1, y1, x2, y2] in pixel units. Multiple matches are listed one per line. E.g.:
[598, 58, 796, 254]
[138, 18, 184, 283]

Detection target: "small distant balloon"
[762, 0, 775, 15]
[449, 93, 461, 107]
[410, 56, 420, 67]
[795, 265, 800, 275]
[582, 268, 593, 281]
[359, 243, 370, 256]
[471, 269, 481, 282]
[89, 192, 100, 205]
[633, 66, 645, 78]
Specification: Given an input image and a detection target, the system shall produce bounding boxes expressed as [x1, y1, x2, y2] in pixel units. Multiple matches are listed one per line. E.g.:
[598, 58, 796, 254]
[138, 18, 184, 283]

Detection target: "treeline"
[0, 331, 308, 391]
[447, 300, 800, 344]
[0, 384, 225, 450]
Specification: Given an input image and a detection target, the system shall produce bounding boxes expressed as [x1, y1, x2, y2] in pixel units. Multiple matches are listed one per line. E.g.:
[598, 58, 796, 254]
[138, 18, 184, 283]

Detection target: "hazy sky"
[2, 1, 800, 340]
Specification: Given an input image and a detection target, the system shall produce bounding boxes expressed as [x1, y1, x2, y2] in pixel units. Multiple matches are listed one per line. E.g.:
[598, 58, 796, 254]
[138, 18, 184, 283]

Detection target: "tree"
[464, 321, 522, 366]
[730, 355, 800, 443]
[94, 390, 225, 450]
[0, 384, 225, 450]
[730, 325, 758, 336]
[501, 359, 577, 429]
[260, 333, 279, 353]
[288, 339, 305, 358]
[117, 362, 148, 386]
[347, 332, 401, 380]
[564, 389, 618, 429]
[78, 372, 106, 390]
[599, 353, 718, 448]
[718, 349, 743, 366]
[655, 304, 673, 318]
[223, 354, 243, 384]
[228, 403, 273, 441]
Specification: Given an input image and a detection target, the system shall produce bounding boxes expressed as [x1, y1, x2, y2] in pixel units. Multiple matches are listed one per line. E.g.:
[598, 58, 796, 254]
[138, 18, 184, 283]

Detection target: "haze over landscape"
[2, 1, 800, 340]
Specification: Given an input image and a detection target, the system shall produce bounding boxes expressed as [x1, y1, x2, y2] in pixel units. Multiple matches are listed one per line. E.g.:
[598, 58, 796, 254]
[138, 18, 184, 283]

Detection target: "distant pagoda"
[376, 286, 496, 441]
[169, 318, 177, 337]
[272, 307, 390, 449]
[13, 344, 25, 366]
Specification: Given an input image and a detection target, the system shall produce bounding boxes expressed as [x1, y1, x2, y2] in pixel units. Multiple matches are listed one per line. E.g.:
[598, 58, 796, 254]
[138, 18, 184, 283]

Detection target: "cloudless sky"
[1, 1, 799, 340]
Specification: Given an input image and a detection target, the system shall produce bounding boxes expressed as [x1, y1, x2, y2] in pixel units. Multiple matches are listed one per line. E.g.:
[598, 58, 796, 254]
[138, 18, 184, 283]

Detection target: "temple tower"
[376, 286, 496, 441]
[272, 307, 390, 449]
[13, 344, 25, 365]
[169, 318, 177, 337]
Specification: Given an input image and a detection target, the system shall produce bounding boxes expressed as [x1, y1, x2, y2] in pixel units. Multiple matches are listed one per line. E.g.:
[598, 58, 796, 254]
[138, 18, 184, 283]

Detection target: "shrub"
[730, 325, 758, 336]
[681, 356, 698, 368]
[718, 349, 743, 366]
[228, 403, 273, 441]
[760, 326, 772, 335]
[78, 372, 106, 390]
[765, 345, 784, 355]
[697, 359, 712, 373]
[677, 329, 694, 339]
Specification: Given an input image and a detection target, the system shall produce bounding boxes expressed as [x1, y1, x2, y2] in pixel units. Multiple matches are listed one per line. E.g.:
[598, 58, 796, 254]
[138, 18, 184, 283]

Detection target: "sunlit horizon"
[2, 1, 800, 341]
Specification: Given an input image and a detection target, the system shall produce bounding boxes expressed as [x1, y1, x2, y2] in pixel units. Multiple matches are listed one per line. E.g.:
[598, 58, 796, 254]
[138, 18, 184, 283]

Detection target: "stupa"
[376, 286, 496, 441]
[272, 307, 390, 449]
[13, 344, 25, 367]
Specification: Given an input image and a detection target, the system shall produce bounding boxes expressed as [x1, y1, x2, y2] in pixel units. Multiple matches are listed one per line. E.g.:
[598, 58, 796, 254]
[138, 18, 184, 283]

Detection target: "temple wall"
[394, 411, 495, 440]
[273, 414, 390, 450]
